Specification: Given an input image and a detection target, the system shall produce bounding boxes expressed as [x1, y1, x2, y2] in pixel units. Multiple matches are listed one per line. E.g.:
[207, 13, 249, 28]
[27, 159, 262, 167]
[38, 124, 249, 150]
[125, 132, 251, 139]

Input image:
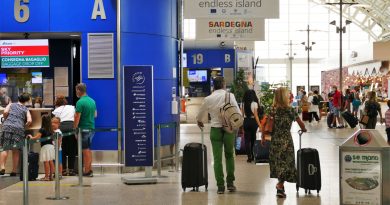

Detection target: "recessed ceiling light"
[70, 34, 80, 37]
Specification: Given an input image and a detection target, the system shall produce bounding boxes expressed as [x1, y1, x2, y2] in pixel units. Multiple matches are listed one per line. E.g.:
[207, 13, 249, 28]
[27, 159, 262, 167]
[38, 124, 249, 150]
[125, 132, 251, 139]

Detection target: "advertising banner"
[0, 39, 49, 68]
[196, 19, 264, 41]
[341, 151, 381, 205]
[184, 0, 279, 18]
[123, 65, 154, 167]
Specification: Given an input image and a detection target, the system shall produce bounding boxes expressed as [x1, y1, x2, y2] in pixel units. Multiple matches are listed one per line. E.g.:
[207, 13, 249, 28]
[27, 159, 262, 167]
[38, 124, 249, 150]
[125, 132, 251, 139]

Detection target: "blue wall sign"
[185, 49, 235, 69]
[123, 65, 154, 167]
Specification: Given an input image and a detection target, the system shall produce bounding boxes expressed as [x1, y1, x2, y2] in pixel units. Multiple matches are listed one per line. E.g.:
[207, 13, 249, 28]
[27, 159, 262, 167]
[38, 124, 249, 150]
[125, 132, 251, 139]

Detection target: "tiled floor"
[0, 120, 387, 205]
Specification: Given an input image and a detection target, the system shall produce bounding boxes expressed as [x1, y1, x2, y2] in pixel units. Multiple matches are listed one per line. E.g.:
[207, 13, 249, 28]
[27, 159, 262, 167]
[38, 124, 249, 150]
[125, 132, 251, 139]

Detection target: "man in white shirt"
[196, 76, 240, 194]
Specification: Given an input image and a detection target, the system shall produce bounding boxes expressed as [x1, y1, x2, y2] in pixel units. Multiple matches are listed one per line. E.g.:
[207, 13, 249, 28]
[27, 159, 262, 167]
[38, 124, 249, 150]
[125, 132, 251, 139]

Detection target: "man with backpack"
[197, 76, 241, 194]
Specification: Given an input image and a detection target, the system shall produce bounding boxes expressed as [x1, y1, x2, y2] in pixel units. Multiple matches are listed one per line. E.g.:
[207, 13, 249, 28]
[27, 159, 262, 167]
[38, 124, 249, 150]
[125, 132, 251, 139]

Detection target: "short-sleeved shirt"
[332, 90, 341, 107]
[2, 103, 28, 137]
[243, 102, 258, 118]
[76, 96, 96, 129]
[39, 128, 53, 147]
[52, 105, 75, 122]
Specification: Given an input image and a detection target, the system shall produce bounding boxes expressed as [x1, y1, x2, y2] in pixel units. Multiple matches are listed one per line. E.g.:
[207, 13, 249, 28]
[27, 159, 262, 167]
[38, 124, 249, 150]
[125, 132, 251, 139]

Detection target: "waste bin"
[339, 129, 390, 205]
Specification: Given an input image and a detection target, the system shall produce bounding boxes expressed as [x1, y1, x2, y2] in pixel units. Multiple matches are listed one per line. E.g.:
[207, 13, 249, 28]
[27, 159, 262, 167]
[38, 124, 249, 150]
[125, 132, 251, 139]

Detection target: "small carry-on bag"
[181, 128, 208, 192]
[341, 111, 358, 128]
[296, 130, 321, 195]
[20, 152, 39, 181]
[253, 140, 270, 163]
[327, 113, 335, 127]
[302, 111, 311, 121]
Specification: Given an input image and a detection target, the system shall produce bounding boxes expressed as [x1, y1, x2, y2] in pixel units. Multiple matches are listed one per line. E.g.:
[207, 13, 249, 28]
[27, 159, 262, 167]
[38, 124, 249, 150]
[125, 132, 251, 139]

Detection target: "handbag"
[264, 115, 274, 133]
[359, 115, 369, 125]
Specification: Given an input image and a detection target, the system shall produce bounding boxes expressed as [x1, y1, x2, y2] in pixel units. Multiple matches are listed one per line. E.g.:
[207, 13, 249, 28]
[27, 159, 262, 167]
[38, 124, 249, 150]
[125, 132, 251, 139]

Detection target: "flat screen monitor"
[0, 74, 7, 85]
[188, 70, 207, 82]
[31, 72, 42, 84]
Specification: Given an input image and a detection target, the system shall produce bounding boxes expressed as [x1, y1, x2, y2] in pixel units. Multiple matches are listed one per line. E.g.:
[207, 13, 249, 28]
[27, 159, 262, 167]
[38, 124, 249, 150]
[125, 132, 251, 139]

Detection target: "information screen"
[188, 70, 207, 82]
[31, 72, 43, 84]
[0, 39, 50, 68]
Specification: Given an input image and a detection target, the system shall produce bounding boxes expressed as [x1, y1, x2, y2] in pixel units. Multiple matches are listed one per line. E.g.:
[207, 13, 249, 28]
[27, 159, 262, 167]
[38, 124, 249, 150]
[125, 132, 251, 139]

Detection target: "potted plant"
[230, 69, 248, 103]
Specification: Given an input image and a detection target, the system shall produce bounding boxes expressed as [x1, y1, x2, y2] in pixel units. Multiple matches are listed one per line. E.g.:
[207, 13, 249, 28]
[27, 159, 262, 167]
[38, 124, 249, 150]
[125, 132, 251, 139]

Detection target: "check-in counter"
[28, 108, 53, 130]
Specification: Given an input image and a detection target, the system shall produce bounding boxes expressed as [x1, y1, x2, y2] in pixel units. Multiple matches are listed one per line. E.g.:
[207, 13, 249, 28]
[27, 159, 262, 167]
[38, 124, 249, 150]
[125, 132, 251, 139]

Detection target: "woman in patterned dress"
[262, 87, 306, 198]
[0, 93, 32, 176]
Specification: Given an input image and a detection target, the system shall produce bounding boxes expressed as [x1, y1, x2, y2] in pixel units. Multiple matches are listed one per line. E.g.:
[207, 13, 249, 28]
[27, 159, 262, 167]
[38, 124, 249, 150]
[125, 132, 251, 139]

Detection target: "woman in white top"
[52, 95, 77, 176]
[307, 90, 320, 123]
[241, 90, 262, 163]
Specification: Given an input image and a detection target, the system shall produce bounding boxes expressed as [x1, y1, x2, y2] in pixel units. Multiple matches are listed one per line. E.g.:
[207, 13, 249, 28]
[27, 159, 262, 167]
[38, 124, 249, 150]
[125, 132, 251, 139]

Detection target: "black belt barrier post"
[47, 132, 69, 200]
[23, 137, 29, 205]
[72, 128, 90, 187]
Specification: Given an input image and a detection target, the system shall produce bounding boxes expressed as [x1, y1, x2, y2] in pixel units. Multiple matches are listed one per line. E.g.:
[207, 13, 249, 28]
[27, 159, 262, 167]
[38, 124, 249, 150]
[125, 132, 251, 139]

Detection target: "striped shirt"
[385, 109, 390, 128]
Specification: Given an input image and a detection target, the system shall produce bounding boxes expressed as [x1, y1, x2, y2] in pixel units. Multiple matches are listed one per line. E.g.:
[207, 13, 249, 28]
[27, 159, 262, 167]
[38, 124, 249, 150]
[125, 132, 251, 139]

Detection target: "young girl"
[352, 94, 361, 117]
[29, 115, 55, 181]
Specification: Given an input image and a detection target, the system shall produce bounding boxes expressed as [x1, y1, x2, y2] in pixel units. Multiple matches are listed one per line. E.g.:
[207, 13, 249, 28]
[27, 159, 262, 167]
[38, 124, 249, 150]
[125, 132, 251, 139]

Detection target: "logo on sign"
[132, 72, 145, 85]
[344, 155, 352, 162]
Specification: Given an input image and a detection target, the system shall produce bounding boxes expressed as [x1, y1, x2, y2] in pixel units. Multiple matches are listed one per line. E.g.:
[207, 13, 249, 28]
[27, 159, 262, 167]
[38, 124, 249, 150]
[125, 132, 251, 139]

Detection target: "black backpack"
[312, 96, 320, 105]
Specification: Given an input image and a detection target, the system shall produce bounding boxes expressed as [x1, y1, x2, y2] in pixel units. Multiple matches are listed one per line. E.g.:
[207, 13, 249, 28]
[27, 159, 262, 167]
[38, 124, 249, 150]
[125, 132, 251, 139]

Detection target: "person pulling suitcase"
[196, 77, 240, 194]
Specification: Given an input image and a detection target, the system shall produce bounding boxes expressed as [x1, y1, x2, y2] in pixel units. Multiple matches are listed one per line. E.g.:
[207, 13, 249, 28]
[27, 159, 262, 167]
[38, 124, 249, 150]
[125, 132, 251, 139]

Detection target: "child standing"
[385, 101, 390, 145]
[29, 115, 54, 181]
[352, 94, 361, 117]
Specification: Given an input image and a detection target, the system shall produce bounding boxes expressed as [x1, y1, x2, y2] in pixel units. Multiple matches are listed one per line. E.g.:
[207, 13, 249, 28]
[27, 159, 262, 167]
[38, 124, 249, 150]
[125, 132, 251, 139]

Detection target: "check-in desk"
[27, 108, 53, 153]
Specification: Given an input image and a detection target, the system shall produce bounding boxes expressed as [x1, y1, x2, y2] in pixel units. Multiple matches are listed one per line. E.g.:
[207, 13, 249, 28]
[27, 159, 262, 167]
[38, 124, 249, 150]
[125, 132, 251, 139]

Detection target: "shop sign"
[0, 39, 49, 68]
[196, 19, 264, 41]
[341, 151, 381, 205]
[184, 0, 279, 18]
[123, 65, 154, 167]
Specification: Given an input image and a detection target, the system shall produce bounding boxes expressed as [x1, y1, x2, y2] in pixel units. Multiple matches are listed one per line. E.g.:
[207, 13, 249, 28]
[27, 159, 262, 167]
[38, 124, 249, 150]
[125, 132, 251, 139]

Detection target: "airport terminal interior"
[1, 0, 390, 204]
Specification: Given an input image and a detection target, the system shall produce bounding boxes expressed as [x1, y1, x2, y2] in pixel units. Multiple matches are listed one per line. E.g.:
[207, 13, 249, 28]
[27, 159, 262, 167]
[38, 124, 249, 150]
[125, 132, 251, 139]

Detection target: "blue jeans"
[81, 131, 95, 149]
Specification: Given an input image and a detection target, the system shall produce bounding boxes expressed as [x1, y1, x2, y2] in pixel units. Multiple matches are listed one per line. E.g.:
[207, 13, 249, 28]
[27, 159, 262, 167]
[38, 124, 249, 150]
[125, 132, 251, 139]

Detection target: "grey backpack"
[220, 92, 244, 133]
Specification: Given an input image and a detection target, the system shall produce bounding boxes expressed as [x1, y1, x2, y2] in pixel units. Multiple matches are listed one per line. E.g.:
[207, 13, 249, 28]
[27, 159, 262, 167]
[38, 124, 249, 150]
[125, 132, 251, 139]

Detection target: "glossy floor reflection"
[0, 120, 387, 205]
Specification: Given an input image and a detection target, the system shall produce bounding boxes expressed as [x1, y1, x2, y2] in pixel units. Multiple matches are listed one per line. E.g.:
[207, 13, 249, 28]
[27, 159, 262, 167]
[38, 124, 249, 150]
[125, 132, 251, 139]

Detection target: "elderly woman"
[0, 93, 32, 176]
[52, 95, 77, 176]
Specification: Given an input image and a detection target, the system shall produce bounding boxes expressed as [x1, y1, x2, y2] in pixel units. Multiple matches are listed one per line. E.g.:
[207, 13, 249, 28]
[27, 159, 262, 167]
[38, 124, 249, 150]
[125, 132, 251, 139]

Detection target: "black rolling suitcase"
[296, 130, 321, 194]
[341, 111, 358, 128]
[20, 152, 39, 181]
[181, 128, 208, 192]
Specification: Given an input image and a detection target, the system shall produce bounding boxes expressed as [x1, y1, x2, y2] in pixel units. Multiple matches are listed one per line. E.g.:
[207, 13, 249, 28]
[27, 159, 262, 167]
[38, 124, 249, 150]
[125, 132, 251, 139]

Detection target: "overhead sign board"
[184, 0, 279, 18]
[0, 39, 50, 68]
[196, 19, 265, 41]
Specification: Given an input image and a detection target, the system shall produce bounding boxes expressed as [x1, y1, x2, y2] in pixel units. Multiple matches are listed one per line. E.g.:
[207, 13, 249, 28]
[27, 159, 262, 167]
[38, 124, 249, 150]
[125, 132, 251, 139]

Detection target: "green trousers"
[210, 127, 235, 188]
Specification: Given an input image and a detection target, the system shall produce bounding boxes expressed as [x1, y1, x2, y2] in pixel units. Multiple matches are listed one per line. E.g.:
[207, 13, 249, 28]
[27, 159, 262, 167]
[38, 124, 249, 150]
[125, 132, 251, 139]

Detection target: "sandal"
[39, 177, 51, 181]
[276, 186, 286, 198]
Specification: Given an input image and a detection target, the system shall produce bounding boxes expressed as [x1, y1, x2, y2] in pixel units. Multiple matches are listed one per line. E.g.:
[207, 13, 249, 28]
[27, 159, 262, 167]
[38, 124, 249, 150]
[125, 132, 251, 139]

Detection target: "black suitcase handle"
[298, 130, 303, 150]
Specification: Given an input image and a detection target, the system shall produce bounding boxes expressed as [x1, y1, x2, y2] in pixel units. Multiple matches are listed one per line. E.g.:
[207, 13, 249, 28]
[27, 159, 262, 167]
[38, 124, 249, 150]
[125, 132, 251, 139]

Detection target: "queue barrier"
[155, 122, 180, 177]
[0, 127, 122, 205]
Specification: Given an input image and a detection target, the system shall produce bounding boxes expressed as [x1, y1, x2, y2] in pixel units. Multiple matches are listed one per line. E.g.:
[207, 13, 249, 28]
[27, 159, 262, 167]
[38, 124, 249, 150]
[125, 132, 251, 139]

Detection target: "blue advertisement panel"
[123, 66, 154, 167]
[185, 49, 235, 69]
